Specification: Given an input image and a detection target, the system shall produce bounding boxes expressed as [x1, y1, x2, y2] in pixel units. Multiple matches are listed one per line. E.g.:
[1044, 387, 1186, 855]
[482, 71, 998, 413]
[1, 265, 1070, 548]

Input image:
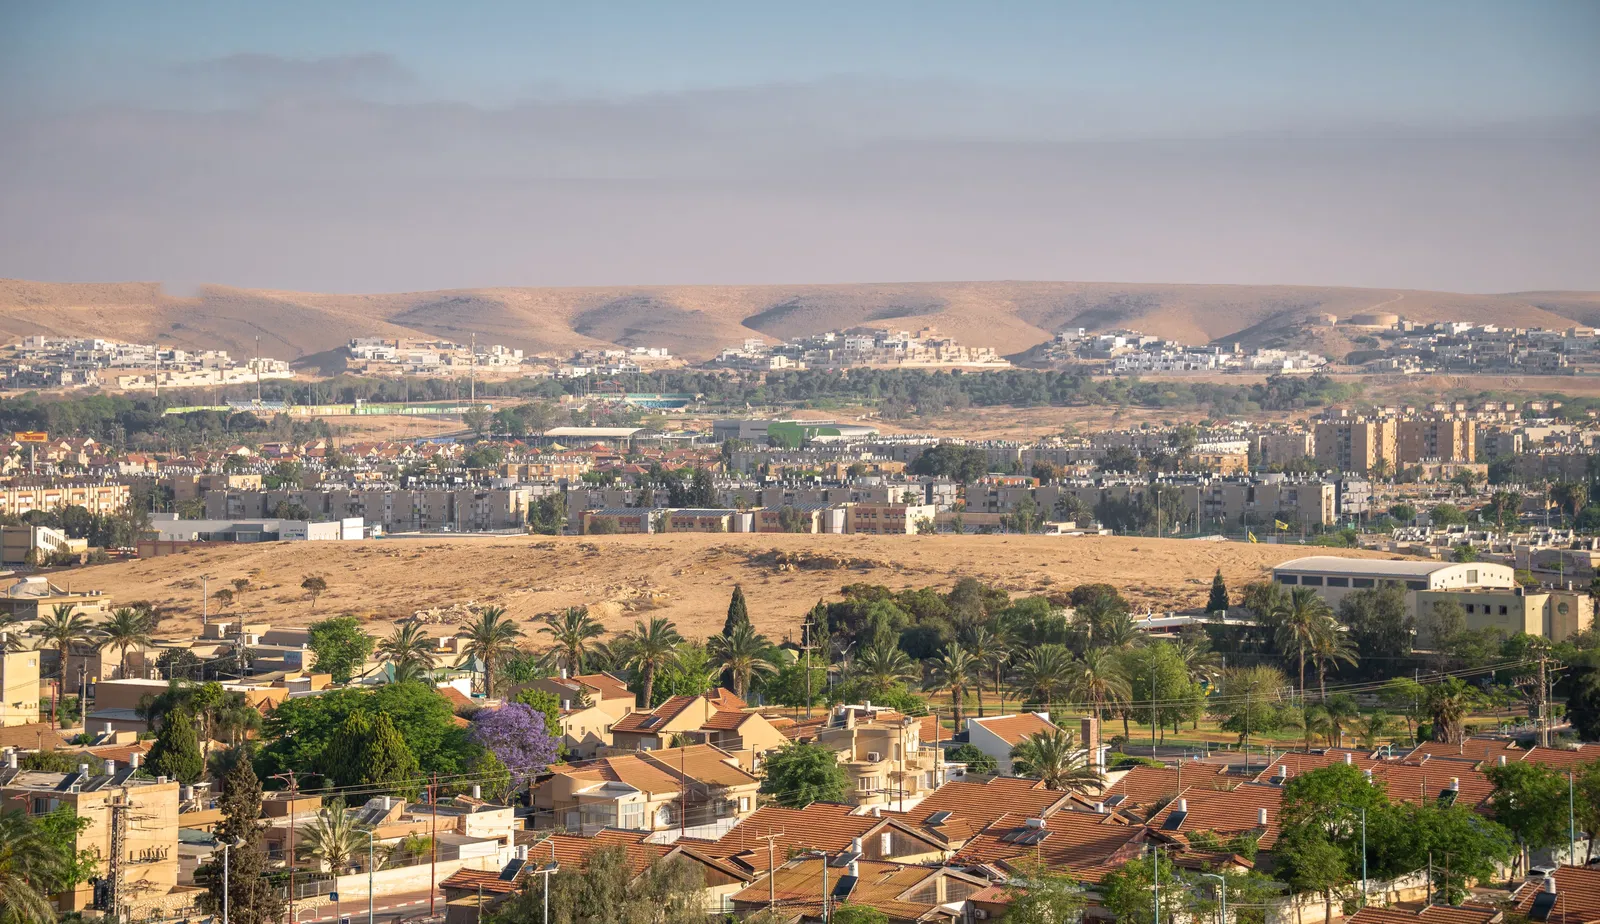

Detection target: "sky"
[1, 0, 1597, 293]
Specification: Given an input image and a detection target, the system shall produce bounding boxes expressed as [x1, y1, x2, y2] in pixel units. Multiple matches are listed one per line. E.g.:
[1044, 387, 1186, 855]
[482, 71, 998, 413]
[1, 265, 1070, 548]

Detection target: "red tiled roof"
[1103, 764, 1231, 813]
[703, 803, 876, 871]
[702, 710, 753, 732]
[1252, 750, 1384, 782]
[572, 673, 632, 702]
[1146, 783, 1283, 849]
[955, 810, 1145, 882]
[611, 695, 699, 734]
[1511, 866, 1600, 924]
[1349, 904, 1502, 924]
[969, 713, 1060, 746]
[707, 688, 746, 710]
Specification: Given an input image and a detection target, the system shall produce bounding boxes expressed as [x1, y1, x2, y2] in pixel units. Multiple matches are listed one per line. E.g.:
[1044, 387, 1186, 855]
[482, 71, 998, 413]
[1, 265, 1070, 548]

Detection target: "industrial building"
[1271, 556, 1516, 620]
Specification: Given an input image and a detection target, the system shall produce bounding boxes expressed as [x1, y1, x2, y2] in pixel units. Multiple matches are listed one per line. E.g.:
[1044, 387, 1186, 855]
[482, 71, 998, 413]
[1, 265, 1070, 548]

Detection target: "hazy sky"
[2, 1, 1596, 293]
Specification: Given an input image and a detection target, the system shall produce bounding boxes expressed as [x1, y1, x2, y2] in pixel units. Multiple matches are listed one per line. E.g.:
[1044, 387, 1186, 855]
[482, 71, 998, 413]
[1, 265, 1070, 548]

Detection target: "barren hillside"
[70, 533, 1394, 643]
[1, 278, 1593, 363]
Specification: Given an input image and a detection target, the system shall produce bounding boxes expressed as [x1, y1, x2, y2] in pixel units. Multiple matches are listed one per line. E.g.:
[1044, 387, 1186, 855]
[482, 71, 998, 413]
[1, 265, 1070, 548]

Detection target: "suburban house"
[606, 692, 788, 767]
[1510, 866, 1600, 924]
[682, 802, 949, 874]
[965, 713, 1065, 775]
[527, 671, 637, 723]
[727, 856, 989, 923]
[813, 705, 952, 807]
[531, 745, 760, 836]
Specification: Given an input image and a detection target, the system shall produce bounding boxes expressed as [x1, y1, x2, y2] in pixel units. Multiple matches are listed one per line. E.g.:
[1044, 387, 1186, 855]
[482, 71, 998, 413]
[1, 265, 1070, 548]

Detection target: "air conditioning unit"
[867, 752, 882, 762]
[974, 910, 989, 920]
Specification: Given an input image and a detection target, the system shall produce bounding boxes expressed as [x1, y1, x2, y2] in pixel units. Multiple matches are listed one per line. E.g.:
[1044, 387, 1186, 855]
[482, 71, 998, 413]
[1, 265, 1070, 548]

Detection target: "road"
[293, 888, 443, 924]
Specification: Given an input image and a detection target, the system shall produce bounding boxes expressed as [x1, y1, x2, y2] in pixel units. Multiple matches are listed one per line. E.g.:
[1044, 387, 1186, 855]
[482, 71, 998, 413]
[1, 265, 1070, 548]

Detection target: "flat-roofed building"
[1272, 555, 1516, 619]
[1417, 587, 1593, 643]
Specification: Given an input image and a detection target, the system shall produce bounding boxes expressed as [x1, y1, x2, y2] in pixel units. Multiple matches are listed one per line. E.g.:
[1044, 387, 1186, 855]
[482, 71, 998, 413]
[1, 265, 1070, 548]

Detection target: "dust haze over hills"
[1, 277, 1598, 364]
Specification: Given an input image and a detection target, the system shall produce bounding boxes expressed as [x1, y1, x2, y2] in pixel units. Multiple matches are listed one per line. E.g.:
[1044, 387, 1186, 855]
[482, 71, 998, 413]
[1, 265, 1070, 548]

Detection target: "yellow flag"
[1274, 519, 1290, 530]
[1247, 531, 1258, 543]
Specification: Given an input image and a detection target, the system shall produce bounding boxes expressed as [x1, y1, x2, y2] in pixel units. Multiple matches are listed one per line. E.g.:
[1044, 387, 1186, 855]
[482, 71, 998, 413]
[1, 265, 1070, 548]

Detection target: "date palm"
[98, 606, 153, 679]
[1427, 678, 1480, 744]
[708, 621, 778, 700]
[1008, 729, 1105, 793]
[1014, 643, 1073, 711]
[377, 622, 438, 673]
[925, 645, 978, 727]
[297, 799, 368, 872]
[1066, 648, 1132, 722]
[962, 626, 1007, 717]
[850, 638, 917, 696]
[1272, 587, 1332, 697]
[455, 606, 523, 700]
[1099, 612, 1145, 651]
[1359, 710, 1393, 749]
[1321, 694, 1361, 748]
[538, 606, 605, 675]
[1309, 615, 1358, 702]
[616, 617, 683, 708]
[0, 809, 66, 924]
[34, 604, 98, 713]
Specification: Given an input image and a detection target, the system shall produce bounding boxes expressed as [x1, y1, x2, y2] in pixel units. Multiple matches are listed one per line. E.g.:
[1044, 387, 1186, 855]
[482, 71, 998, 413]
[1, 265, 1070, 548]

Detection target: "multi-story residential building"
[1314, 416, 1398, 473]
[813, 706, 950, 807]
[0, 483, 130, 518]
[1397, 418, 1476, 463]
[203, 487, 529, 532]
[0, 757, 183, 916]
[845, 502, 937, 535]
[531, 745, 761, 835]
[0, 649, 41, 726]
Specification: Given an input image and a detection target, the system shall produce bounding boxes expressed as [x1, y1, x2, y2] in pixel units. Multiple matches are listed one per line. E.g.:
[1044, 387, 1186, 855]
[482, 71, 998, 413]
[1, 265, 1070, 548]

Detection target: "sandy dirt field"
[68, 533, 1396, 645]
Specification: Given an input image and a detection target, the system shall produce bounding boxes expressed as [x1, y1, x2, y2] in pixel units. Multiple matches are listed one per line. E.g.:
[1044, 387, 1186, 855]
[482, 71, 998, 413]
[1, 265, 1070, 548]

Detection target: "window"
[1467, 570, 1478, 583]
[1560, 602, 1571, 615]
[881, 832, 893, 855]
[1327, 577, 1349, 587]
[1464, 604, 1475, 614]
[1300, 575, 1324, 586]
[1277, 574, 1298, 585]
[1406, 581, 1427, 591]
[1352, 578, 1375, 588]
[580, 803, 618, 829]
[619, 802, 644, 830]
[738, 796, 750, 812]
[1500, 606, 1509, 615]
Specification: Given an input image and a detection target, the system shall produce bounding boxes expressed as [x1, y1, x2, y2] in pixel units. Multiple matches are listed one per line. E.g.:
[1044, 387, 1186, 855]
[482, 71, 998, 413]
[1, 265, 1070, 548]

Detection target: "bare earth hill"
[2, 278, 1597, 363]
[72, 532, 1393, 642]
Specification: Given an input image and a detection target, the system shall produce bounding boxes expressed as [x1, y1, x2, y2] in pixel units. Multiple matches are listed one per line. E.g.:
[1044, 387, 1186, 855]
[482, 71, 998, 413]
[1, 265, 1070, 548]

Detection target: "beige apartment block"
[1314, 417, 1398, 473]
[846, 502, 937, 535]
[0, 649, 41, 726]
[1398, 418, 1476, 464]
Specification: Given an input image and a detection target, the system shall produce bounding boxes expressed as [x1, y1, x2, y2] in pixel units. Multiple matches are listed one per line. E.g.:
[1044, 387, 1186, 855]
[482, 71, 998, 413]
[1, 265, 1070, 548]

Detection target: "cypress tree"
[723, 584, 749, 637]
[317, 710, 373, 789]
[1207, 568, 1230, 614]
[147, 708, 204, 784]
[358, 711, 420, 790]
[202, 750, 283, 924]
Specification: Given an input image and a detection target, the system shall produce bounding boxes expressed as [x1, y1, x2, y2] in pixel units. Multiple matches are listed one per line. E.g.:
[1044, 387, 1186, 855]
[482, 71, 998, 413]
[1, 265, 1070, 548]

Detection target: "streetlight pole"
[1361, 807, 1368, 908]
[1199, 872, 1226, 924]
[1152, 845, 1161, 924]
[367, 830, 376, 924]
[223, 841, 232, 924]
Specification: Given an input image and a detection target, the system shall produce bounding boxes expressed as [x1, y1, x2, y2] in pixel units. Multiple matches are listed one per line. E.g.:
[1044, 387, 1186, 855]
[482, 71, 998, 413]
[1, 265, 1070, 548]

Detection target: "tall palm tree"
[1066, 649, 1132, 723]
[455, 606, 523, 700]
[1172, 634, 1222, 688]
[389, 660, 433, 685]
[1427, 678, 1480, 744]
[616, 617, 683, 708]
[1014, 644, 1073, 711]
[1294, 704, 1332, 751]
[1098, 612, 1145, 651]
[962, 626, 1007, 717]
[0, 809, 66, 924]
[850, 638, 917, 696]
[707, 622, 778, 700]
[377, 622, 438, 673]
[925, 645, 978, 727]
[1008, 729, 1105, 793]
[1359, 711, 1393, 750]
[1321, 695, 1361, 748]
[1309, 615, 1358, 702]
[538, 607, 605, 675]
[1272, 587, 1331, 697]
[98, 607, 152, 679]
[297, 800, 368, 872]
[34, 603, 98, 716]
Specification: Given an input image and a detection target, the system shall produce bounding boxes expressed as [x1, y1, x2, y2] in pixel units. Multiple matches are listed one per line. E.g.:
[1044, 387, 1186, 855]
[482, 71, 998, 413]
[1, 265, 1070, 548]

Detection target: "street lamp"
[218, 836, 243, 924]
[366, 830, 377, 924]
[536, 861, 559, 924]
[1198, 873, 1226, 924]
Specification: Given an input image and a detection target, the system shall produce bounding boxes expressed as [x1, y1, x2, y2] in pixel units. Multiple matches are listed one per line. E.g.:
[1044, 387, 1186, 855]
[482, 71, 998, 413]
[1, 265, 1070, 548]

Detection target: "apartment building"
[0, 483, 131, 518]
[846, 502, 937, 535]
[1256, 431, 1316, 467]
[1314, 417, 1398, 473]
[0, 757, 183, 915]
[814, 707, 948, 807]
[1397, 418, 1476, 463]
[204, 487, 529, 532]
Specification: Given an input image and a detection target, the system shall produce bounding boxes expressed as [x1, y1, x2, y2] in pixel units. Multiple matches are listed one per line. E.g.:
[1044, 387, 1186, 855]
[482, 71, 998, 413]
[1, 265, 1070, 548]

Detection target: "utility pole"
[470, 333, 477, 403]
[202, 575, 209, 629]
[270, 771, 300, 924]
[108, 792, 128, 924]
[753, 830, 785, 915]
[801, 609, 818, 718]
[255, 335, 262, 404]
[429, 773, 439, 915]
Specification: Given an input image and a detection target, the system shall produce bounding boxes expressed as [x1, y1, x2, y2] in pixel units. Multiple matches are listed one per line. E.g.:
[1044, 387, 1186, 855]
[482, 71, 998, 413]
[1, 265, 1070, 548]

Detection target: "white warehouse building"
[1270, 555, 1516, 618]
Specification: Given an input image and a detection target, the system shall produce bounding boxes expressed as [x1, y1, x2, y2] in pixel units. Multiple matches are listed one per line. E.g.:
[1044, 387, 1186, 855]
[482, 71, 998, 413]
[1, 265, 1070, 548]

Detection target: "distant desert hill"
[2, 278, 1597, 363]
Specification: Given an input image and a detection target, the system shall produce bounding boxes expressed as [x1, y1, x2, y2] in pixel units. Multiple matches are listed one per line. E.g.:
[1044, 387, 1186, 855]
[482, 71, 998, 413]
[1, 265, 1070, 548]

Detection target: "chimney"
[516, 845, 529, 860]
[1344, 753, 1353, 765]
[1258, 808, 1269, 826]
[1499, 755, 1508, 767]
[1449, 777, 1460, 792]
[1176, 798, 1188, 813]
[471, 784, 482, 799]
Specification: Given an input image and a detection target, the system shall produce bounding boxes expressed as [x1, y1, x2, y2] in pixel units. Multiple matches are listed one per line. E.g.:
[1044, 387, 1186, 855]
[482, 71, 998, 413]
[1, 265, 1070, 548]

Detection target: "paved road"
[293, 888, 443, 924]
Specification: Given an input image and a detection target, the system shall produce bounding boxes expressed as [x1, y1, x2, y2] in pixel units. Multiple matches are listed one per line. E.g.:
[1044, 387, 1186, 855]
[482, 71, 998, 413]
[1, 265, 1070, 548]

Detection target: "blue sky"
[1, 1, 1596, 291]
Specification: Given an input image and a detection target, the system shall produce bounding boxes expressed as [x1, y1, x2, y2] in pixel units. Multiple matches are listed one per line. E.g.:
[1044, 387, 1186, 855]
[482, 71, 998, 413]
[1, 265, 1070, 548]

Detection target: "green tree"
[457, 606, 525, 700]
[1276, 763, 1389, 922]
[1127, 641, 1203, 741]
[1207, 568, 1230, 613]
[616, 617, 683, 708]
[538, 607, 604, 675]
[320, 710, 421, 792]
[97, 606, 153, 679]
[33, 603, 97, 717]
[513, 687, 563, 734]
[307, 615, 374, 684]
[1426, 677, 1481, 744]
[760, 742, 851, 807]
[1009, 730, 1105, 793]
[830, 907, 891, 924]
[147, 708, 205, 783]
[494, 845, 704, 924]
[722, 584, 749, 636]
[708, 621, 777, 700]
[946, 742, 998, 775]
[0, 806, 96, 924]
[300, 574, 329, 608]
[1099, 852, 1188, 924]
[377, 621, 438, 674]
[1001, 866, 1087, 924]
[1014, 643, 1074, 711]
[1430, 503, 1468, 527]
[200, 749, 284, 924]
[1485, 761, 1570, 875]
[297, 799, 367, 872]
[258, 683, 473, 779]
[849, 638, 918, 696]
[1364, 801, 1514, 904]
[924, 645, 979, 727]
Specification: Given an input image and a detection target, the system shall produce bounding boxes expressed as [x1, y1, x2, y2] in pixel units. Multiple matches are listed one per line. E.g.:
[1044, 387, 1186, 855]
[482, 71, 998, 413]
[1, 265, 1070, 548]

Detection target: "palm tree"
[377, 622, 438, 673]
[1014, 644, 1073, 711]
[962, 626, 1007, 717]
[455, 606, 523, 700]
[1008, 729, 1105, 793]
[389, 660, 433, 685]
[1172, 633, 1223, 687]
[1358, 710, 1393, 750]
[1294, 704, 1332, 751]
[707, 622, 778, 700]
[850, 638, 917, 696]
[1098, 612, 1145, 651]
[297, 800, 368, 872]
[212, 696, 263, 749]
[1272, 587, 1331, 697]
[98, 607, 152, 679]
[1321, 694, 1361, 747]
[1066, 649, 1132, 723]
[1427, 678, 1480, 744]
[1309, 615, 1358, 702]
[34, 603, 98, 716]
[0, 809, 66, 924]
[616, 617, 683, 708]
[925, 645, 978, 727]
[538, 607, 605, 675]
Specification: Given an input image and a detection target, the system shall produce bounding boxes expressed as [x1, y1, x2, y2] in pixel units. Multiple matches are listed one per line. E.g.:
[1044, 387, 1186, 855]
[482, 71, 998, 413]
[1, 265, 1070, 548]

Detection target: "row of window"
[1276, 573, 1428, 591]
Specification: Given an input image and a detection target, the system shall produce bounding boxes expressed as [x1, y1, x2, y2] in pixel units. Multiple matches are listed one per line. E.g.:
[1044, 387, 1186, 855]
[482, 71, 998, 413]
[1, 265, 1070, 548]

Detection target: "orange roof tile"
[969, 713, 1060, 746]
[1349, 904, 1502, 924]
[702, 803, 877, 871]
[955, 810, 1146, 882]
[572, 673, 632, 702]
[638, 745, 760, 789]
[1146, 783, 1283, 849]
[900, 776, 1070, 838]
[612, 695, 700, 734]
[1511, 866, 1600, 924]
